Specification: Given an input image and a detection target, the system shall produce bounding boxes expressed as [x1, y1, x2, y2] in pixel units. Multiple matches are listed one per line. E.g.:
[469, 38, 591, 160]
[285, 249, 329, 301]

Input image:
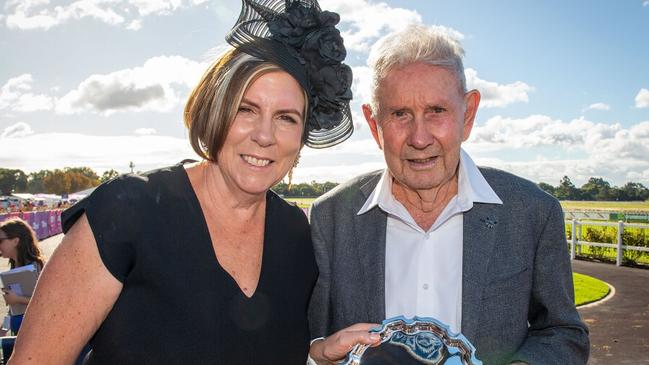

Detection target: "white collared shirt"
[357, 149, 502, 334]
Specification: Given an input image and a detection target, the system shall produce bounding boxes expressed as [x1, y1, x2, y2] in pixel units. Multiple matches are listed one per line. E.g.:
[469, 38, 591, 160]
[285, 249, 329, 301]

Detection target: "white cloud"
[465, 68, 533, 108]
[462, 154, 649, 187]
[5, 0, 125, 30]
[583, 102, 611, 112]
[2, 119, 648, 187]
[126, 19, 142, 30]
[0, 74, 54, 113]
[321, 0, 424, 52]
[0, 132, 197, 174]
[467, 116, 649, 185]
[134, 127, 157, 135]
[296, 138, 385, 182]
[56, 55, 205, 115]
[644, 0, 649, 6]
[1, 122, 34, 138]
[1, 56, 205, 116]
[351, 65, 372, 106]
[3, 0, 206, 31]
[635, 88, 649, 108]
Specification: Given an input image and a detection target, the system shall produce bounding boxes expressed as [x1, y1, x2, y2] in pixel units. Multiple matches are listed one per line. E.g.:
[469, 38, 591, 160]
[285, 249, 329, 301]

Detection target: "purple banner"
[1, 209, 63, 240]
[36, 211, 49, 239]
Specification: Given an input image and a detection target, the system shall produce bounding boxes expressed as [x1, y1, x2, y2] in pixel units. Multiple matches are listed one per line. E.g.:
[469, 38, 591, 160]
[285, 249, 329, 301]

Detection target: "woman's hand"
[309, 323, 381, 364]
[2, 288, 29, 306]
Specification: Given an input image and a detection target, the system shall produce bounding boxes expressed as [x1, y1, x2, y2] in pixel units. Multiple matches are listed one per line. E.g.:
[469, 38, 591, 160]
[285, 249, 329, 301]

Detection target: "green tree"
[537, 182, 556, 196]
[555, 176, 580, 200]
[619, 182, 649, 201]
[43, 169, 71, 195]
[0, 168, 28, 195]
[67, 172, 97, 193]
[272, 181, 289, 196]
[65, 167, 100, 182]
[27, 170, 49, 193]
[580, 177, 613, 201]
[99, 169, 120, 183]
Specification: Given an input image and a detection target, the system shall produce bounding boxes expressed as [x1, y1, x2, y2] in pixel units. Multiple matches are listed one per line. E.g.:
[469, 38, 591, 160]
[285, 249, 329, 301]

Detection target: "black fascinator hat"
[226, 0, 353, 148]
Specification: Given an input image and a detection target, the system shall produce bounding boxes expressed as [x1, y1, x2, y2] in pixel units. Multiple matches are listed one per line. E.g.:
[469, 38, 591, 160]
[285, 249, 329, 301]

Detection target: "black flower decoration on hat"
[226, 0, 354, 148]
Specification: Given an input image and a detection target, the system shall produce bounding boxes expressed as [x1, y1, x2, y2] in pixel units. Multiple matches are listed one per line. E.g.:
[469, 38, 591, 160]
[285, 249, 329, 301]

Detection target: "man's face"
[363, 62, 480, 192]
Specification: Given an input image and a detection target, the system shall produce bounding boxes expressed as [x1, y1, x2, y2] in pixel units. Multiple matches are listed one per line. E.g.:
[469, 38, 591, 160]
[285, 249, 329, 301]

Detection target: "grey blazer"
[308, 168, 589, 365]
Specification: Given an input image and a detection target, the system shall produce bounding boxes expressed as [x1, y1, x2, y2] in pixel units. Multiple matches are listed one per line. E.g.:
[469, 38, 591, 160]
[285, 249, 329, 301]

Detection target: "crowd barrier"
[0, 210, 63, 240]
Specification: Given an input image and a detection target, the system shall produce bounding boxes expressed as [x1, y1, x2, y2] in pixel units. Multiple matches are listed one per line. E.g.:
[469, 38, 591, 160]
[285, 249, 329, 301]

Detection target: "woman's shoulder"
[101, 164, 186, 194]
[62, 163, 189, 232]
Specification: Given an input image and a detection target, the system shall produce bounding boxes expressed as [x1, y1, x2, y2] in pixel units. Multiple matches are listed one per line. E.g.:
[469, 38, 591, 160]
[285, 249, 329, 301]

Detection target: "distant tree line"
[272, 181, 338, 198]
[1, 166, 337, 197]
[0, 167, 119, 195]
[538, 176, 649, 201]
[3, 167, 648, 201]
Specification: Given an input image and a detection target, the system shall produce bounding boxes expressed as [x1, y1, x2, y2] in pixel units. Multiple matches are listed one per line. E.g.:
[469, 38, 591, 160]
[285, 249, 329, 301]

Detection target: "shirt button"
[425, 233, 431, 240]
[422, 283, 429, 290]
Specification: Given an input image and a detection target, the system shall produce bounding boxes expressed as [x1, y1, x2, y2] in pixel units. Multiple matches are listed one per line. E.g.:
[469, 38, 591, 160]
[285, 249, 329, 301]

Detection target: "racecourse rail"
[566, 219, 649, 266]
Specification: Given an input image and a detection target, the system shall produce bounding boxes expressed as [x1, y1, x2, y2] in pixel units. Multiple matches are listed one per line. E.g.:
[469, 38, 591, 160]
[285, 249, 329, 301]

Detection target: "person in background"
[308, 24, 589, 364]
[9, 0, 357, 364]
[0, 218, 46, 363]
[0, 218, 46, 335]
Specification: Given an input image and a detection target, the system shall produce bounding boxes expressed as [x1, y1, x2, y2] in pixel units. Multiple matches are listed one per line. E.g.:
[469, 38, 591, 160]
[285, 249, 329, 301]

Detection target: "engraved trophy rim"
[342, 315, 482, 365]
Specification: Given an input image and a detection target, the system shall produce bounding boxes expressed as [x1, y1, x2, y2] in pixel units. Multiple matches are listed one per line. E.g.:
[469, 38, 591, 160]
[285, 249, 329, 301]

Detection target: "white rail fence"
[566, 219, 649, 266]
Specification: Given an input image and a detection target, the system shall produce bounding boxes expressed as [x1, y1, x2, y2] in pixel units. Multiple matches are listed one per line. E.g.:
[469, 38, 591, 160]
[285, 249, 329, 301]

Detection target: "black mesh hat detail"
[226, 0, 353, 148]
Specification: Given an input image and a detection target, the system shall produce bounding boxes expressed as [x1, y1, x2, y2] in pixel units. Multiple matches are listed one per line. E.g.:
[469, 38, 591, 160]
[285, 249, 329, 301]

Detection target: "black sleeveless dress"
[62, 163, 317, 364]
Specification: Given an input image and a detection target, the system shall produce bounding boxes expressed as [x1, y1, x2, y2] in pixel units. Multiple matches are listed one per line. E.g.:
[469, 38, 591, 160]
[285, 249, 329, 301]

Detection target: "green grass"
[561, 200, 649, 211]
[573, 273, 610, 306]
[285, 197, 316, 209]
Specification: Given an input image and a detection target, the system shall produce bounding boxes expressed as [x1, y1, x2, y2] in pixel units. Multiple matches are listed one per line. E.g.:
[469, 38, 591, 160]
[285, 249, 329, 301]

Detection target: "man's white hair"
[367, 24, 466, 114]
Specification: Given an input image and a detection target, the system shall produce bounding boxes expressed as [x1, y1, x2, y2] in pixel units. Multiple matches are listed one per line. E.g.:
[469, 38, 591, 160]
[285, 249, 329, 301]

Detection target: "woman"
[0, 218, 46, 334]
[9, 1, 359, 364]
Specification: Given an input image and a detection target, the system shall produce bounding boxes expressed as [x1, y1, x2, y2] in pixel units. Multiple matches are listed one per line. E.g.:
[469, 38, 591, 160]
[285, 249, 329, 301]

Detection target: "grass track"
[561, 201, 649, 211]
[573, 273, 610, 306]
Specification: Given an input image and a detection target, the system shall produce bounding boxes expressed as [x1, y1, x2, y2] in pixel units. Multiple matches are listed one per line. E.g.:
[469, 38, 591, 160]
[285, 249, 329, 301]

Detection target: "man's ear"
[462, 89, 481, 141]
[362, 104, 383, 150]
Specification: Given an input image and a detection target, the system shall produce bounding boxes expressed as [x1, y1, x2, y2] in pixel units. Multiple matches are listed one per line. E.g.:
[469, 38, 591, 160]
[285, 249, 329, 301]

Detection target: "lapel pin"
[480, 217, 498, 229]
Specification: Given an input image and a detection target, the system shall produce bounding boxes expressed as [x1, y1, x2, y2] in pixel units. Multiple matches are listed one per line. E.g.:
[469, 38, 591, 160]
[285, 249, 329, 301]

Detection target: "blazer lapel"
[354, 175, 387, 322]
[461, 203, 500, 341]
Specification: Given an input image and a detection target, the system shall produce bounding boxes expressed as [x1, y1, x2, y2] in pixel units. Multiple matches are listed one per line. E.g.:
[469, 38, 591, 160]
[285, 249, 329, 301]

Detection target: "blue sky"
[1, 0, 648, 187]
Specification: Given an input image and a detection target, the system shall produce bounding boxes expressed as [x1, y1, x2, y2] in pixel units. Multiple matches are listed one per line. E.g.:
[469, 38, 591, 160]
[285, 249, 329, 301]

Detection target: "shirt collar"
[357, 148, 502, 216]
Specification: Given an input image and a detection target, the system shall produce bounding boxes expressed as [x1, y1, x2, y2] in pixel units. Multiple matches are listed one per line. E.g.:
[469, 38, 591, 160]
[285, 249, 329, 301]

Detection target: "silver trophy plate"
[342, 316, 482, 365]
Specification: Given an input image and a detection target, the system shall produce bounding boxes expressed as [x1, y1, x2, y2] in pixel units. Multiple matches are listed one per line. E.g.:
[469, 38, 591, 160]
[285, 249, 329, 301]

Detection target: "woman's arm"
[9, 214, 123, 365]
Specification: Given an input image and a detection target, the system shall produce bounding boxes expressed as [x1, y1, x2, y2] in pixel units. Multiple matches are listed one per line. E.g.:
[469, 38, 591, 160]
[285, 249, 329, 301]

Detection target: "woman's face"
[0, 230, 18, 260]
[216, 70, 305, 197]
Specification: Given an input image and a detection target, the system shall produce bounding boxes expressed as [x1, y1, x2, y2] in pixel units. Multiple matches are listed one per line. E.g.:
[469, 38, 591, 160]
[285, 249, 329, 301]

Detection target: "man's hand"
[309, 323, 381, 364]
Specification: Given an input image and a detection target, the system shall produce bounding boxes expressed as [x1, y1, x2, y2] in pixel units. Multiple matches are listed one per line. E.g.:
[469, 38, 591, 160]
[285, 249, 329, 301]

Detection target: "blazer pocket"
[482, 267, 530, 299]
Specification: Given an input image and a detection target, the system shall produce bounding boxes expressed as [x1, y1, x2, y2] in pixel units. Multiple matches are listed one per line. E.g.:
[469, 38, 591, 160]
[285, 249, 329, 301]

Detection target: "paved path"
[573, 259, 649, 364]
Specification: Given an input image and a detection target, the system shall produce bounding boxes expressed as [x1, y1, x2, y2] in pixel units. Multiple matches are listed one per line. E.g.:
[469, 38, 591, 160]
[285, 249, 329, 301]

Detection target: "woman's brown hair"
[0, 218, 46, 270]
[184, 48, 308, 161]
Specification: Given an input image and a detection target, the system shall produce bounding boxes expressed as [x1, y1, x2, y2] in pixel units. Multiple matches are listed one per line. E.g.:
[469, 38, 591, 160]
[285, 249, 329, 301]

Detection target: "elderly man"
[308, 25, 589, 365]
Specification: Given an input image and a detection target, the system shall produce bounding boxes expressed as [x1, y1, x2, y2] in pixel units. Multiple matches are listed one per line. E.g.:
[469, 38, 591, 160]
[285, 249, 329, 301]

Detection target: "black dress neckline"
[175, 163, 271, 300]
